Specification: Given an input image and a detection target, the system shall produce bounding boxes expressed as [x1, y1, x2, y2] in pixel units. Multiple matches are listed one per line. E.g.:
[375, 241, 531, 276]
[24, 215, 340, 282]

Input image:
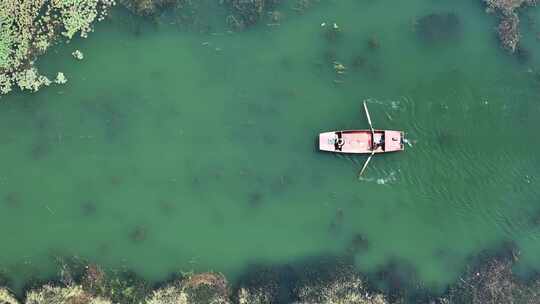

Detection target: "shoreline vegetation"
[0, 0, 538, 97]
[2, 248, 540, 303]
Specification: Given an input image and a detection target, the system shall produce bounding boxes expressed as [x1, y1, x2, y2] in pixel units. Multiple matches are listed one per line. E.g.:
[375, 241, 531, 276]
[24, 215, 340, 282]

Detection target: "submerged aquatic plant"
[351, 55, 367, 70]
[248, 192, 264, 207]
[129, 225, 148, 243]
[293, 0, 316, 14]
[30, 139, 50, 160]
[346, 234, 369, 255]
[415, 12, 461, 45]
[4, 192, 23, 208]
[515, 46, 531, 63]
[268, 10, 283, 24]
[224, 0, 281, 30]
[119, 0, 180, 16]
[323, 49, 338, 64]
[367, 36, 380, 50]
[81, 201, 98, 216]
[157, 199, 176, 214]
[329, 208, 344, 233]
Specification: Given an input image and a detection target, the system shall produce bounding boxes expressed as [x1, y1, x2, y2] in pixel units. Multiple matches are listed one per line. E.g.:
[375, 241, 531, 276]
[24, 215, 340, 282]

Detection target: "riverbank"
[2, 248, 540, 304]
[0, 262, 389, 304]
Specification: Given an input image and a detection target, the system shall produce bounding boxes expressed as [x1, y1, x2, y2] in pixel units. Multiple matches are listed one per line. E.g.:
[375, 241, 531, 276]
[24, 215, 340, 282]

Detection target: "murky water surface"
[1, 0, 539, 293]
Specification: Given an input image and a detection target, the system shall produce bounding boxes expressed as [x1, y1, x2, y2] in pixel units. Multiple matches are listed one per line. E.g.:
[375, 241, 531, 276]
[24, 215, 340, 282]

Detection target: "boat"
[318, 101, 404, 176]
[319, 130, 404, 154]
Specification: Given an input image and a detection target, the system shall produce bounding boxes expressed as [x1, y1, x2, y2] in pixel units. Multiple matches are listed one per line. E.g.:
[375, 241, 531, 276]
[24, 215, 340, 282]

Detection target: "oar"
[363, 101, 374, 135]
[363, 101, 376, 150]
[358, 151, 375, 177]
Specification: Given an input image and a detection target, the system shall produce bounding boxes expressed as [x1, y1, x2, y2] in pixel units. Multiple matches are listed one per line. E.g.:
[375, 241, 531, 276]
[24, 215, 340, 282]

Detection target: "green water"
[1, 0, 540, 294]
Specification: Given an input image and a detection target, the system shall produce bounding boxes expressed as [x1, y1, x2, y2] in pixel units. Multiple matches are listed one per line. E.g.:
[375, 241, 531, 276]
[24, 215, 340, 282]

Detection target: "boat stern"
[384, 130, 404, 152]
[319, 132, 338, 152]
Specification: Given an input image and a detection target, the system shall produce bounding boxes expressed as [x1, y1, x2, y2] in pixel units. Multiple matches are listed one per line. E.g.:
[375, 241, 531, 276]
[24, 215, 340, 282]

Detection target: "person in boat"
[373, 137, 384, 151]
[334, 133, 345, 151]
[335, 138, 345, 151]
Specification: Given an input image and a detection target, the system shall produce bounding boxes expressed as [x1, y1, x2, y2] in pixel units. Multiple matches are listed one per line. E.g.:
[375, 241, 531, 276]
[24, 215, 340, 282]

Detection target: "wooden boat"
[319, 102, 404, 176]
[319, 130, 404, 154]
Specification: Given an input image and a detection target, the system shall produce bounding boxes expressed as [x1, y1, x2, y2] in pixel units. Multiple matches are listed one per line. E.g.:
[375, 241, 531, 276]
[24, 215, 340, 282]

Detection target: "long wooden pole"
[363, 101, 374, 134]
[363, 101, 375, 150]
[358, 151, 375, 177]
